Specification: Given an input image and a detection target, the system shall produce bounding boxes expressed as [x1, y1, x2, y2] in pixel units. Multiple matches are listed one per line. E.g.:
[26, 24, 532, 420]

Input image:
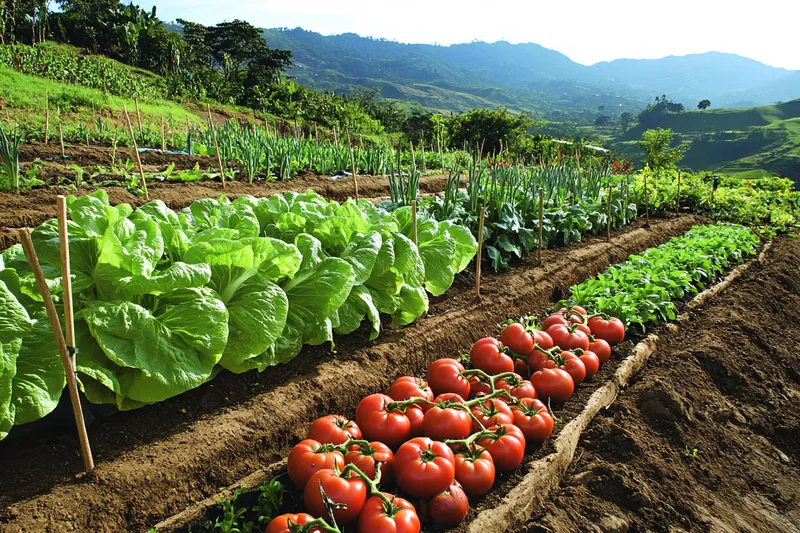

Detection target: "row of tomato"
[265, 307, 626, 533]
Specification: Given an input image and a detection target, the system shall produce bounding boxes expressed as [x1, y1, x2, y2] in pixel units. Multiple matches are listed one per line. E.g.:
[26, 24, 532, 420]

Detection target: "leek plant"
[0, 126, 21, 193]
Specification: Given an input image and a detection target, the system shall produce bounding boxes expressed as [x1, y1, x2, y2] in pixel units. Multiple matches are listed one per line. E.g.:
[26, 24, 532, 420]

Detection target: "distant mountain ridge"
[261, 27, 800, 117]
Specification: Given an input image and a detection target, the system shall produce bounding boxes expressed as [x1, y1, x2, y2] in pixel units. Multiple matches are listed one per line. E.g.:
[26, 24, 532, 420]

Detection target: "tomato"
[426, 359, 470, 398]
[496, 373, 537, 401]
[406, 405, 425, 438]
[589, 337, 612, 364]
[266, 513, 320, 533]
[356, 394, 412, 450]
[527, 347, 552, 371]
[304, 468, 367, 524]
[394, 437, 456, 498]
[530, 367, 574, 403]
[533, 329, 555, 350]
[422, 481, 469, 526]
[500, 324, 533, 356]
[306, 414, 362, 445]
[510, 398, 554, 443]
[588, 316, 625, 345]
[470, 340, 514, 375]
[357, 493, 421, 533]
[468, 374, 492, 398]
[477, 424, 526, 472]
[556, 351, 587, 385]
[543, 306, 586, 330]
[387, 376, 434, 411]
[423, 394, 472, 441]
[546, 323, 590, 351]
[514, 359, 531, 378]
[287, 439, 345, 489]
[470, 397, 513, 432]
[346, 441, 395, 485]
[454, 448, 495, 496]
[579, 350, 601, 380]
[575, 322, 592, 336]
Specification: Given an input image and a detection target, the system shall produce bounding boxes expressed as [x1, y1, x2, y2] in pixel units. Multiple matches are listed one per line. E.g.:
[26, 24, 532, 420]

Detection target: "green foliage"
[636, 129, 687, 170]
[561, 224, 759, 329]
[0, 126, 22, 192]
[448, 107, 532, 156]
[698, 99, 711, 110]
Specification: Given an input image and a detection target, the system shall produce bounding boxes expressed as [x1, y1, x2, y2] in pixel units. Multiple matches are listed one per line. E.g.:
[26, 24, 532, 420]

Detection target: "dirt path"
[0, 216, 703, 533]
[526, 237, 800, 533]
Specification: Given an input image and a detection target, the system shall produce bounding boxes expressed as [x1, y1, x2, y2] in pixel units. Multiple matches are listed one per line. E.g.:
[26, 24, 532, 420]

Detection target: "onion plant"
[0, 126, 21, 193]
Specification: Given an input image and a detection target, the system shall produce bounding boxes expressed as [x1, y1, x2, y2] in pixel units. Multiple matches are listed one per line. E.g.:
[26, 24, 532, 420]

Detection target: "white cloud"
[155, 0, 800, 70]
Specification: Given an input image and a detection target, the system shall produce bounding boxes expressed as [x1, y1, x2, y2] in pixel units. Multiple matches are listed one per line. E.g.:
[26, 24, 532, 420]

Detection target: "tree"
[697, 99, 711, 111]
[635, 128, 688, 170]
[620, 112, 633, 133]
[594, 115, 611, 127]
[447, 107, 532, 155]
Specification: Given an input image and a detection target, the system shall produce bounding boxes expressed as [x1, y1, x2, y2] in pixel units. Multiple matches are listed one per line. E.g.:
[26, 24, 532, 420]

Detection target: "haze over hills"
[261, 27, 800, 116]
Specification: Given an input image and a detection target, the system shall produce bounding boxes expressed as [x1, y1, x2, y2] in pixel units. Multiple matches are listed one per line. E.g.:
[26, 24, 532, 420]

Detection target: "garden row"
[180, 222, 760, 533]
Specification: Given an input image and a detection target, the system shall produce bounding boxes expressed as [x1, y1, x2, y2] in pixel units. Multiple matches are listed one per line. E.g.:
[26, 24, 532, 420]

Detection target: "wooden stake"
[420, 132, 427, 174]
[537, 188, 544, 265]
[123, 104, 149, 201]
[207, 103, 226, 188]
[606, 185, 613, 242]
[19, 228, 94, 473]
[676, 171, 682, 216]
[644, 171, 650, 227]
[134, 97, 143, 132]
[160, 114, 166, 152]
[185, 115, 191, 155]
[44, 90, 49, 145]
[333, 126, 338, 145]
[475, 205, 486, 298]
[349, 145, 359, 200]
[411, 200, 418, 246]
[57, 197, 77, 371]
[58, 122, 65, 159]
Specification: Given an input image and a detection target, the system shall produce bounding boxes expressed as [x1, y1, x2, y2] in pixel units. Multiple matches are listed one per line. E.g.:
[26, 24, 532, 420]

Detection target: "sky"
[153, 0, 800, 70]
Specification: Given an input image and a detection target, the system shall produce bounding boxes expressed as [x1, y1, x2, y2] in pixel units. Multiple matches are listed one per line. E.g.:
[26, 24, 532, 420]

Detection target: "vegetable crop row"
[0, 189, 477, 439]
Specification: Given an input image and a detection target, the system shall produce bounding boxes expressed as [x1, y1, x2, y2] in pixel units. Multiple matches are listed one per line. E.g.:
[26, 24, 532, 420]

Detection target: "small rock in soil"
[598, 514, 629, 533]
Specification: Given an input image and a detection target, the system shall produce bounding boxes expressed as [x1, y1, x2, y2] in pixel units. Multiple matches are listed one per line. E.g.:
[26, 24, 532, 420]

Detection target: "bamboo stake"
[644, 171, 650, 227]
[134, 97, 143, 132]
[123, 104, 150, 201]
[606, 185, 613, 242]
[186, 115, 192, 155]
[411, 200, 418, 246]
[537, 188, 544, 265]
[57, 197, 76, 371]
[19, 228, 94, 473]
[160, 114, 166, 152]
[676, 171, 682, 216]
[420, 131, 427, 174]
[207, 103, 226, 188]
[58, 122, 65, 159]
[44, 90, 50, 145]
[475, 205, 486, 298]
[333, 126, 338, 145]
[349, 145, 359, 200]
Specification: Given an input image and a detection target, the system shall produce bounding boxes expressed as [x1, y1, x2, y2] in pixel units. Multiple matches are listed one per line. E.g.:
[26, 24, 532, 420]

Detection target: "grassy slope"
[610, 100, 800, 180]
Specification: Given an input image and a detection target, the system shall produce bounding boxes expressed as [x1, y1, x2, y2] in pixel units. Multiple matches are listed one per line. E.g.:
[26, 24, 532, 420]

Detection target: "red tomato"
[514, 359, 531, 378]
[304, 468, 367, 524]
[454, 448, 495, 496]
[287, 439, 345, 489]
[470, 397, 513, 432]
[477, 424, 526, 472]
[496, 374, 537, 401]
[357, 493, 421, 533]
[306, 414, 362, 445]
[552, 350, 587, 386]
[423, 481, 469, 526]
[500, 324, 533, 356]
[470, 339, 514, 375]
[423, 394, 472, 441]
[345, 441, 395, 485]
[588, 316, 625, 345]
[575, 322, 592, 336]
[406, 405, 425, 438]
[530, 368, 574, 403]
[543, 306, 586, 330]
[356, 394, 411, 450]
[394, 438, 456, 498]
[579, 350, 601, 380]
[533, 329, 555, 350]
[589, 337, 612, 364]
[387, 376, 434, 411]
[266, 513, 320, 533]
[426, 359, 470, 398]
[546, 324, 590, 351]
[510, 398, 554, 443]
[468, 374, 492, 398]
[527, 347, 552, 371]
[542, 313, 567, 330]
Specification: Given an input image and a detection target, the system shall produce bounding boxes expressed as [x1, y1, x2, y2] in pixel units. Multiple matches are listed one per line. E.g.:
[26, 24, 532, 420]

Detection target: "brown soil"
[526, 237, 800, 533]
[0, 216, 702, 533]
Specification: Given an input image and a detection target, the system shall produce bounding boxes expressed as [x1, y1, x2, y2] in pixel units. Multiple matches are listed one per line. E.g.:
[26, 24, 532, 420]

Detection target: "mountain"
[261, 28, 800, 118]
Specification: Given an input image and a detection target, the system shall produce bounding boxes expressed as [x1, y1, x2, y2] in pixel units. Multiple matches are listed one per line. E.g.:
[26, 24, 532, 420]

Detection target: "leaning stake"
[58, 122, 65, 159]
[123, 104, 149, 201]
[19, 228, 95, 473]
[207, 103, 226, 188]
[349, 144, 359, 200]
[134, 97, 143, 132]
[476, 205, 486, 298]
[44, 90, 50, 145]
[606, 184, 613, 242]
[537, 188, 544, 265]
